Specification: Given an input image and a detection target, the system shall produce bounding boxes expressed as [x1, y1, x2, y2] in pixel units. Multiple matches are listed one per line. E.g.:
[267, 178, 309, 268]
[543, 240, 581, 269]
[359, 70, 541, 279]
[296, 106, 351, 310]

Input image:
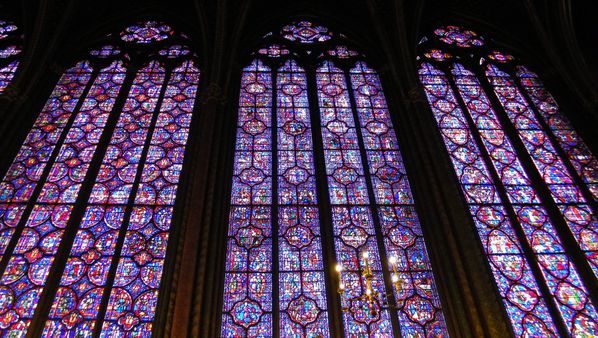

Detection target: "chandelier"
[336, 251, 403, 317]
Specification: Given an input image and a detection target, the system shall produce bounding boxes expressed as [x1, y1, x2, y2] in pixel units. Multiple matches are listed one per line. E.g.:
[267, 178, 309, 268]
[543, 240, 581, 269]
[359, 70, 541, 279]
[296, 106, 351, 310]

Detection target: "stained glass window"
[0, 21, 200, 337]
[120, 21, 174, 44]
[0, 20, 22, 95]
[419, 26, 598, 337]
[281, 21, 332, 44]
[222, 20, 448, 337]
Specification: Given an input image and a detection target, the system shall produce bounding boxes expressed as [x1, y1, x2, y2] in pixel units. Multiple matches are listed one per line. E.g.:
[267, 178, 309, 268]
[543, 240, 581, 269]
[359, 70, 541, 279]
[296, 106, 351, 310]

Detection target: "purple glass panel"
[0, 61, 126, 335]
[38, 61, 128, 204]
[486, 64, 598, 279]
[39, 61, 166, 337]
[100, 60, 200, 337]
[516, 65, 597, 200]
[222, 59, 273, 337]
[88, 62, 165, 205]
[277, 60, 329, 337]
[419, 62, 558, 337]
[454, 63, 598, 336]
[0, 204, 73, 333]
[317, 60, 393, 336]
[0, 62, 92, 203]
[351, 61, 448, 336]
[0, 62, 92, 266]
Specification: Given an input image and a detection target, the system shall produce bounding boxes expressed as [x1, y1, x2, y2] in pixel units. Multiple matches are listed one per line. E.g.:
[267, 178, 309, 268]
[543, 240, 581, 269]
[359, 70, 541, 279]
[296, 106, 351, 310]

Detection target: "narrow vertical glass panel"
[418, 62, 558, 337]
[0, 61, 92, 203]
[222, 59, 273, 337]
[453, 63, 598, 336]
[38, 61, 127, 204]
[40, 61, 165, 337]
[317, 60, 394, 336]
[0, 60, 18, 93]
[0, 61, 125, 336]
[486, 64, 598, 278]
[277, 60, 329, 337]
[351, 61, 448, 336]
[100, 60, 200, 337]
[516, 66, 598, 200]
[0, 63, 91, 261]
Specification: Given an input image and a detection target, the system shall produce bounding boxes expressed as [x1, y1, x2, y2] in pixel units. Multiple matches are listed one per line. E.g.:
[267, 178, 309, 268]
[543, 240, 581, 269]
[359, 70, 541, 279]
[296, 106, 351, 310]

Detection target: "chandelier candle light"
[336, 251, 403, 317]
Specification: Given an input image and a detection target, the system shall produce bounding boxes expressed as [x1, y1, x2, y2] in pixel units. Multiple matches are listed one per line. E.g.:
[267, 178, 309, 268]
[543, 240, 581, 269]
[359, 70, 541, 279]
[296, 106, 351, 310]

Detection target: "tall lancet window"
[418, 26, 598, 337]
[0, 21, 200, 337]
[222, 21, 448, 337]
[0, 20, 22, 95]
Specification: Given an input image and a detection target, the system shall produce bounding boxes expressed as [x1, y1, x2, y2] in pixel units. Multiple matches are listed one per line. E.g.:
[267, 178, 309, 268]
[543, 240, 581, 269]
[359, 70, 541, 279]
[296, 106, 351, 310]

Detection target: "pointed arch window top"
[281, 21, 332, 44]
[120, 21, 174, 44]
[434, 25, 484, 47]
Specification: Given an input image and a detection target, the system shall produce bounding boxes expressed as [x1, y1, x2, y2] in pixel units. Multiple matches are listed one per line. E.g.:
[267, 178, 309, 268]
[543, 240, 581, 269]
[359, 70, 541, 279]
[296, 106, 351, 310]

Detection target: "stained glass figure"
[0, 20, 22, 94]
[419, 25, 598, 337]
[223, 21, 448, 338]
[0, 20, 200, 337]
[120, 21, 173, 44]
